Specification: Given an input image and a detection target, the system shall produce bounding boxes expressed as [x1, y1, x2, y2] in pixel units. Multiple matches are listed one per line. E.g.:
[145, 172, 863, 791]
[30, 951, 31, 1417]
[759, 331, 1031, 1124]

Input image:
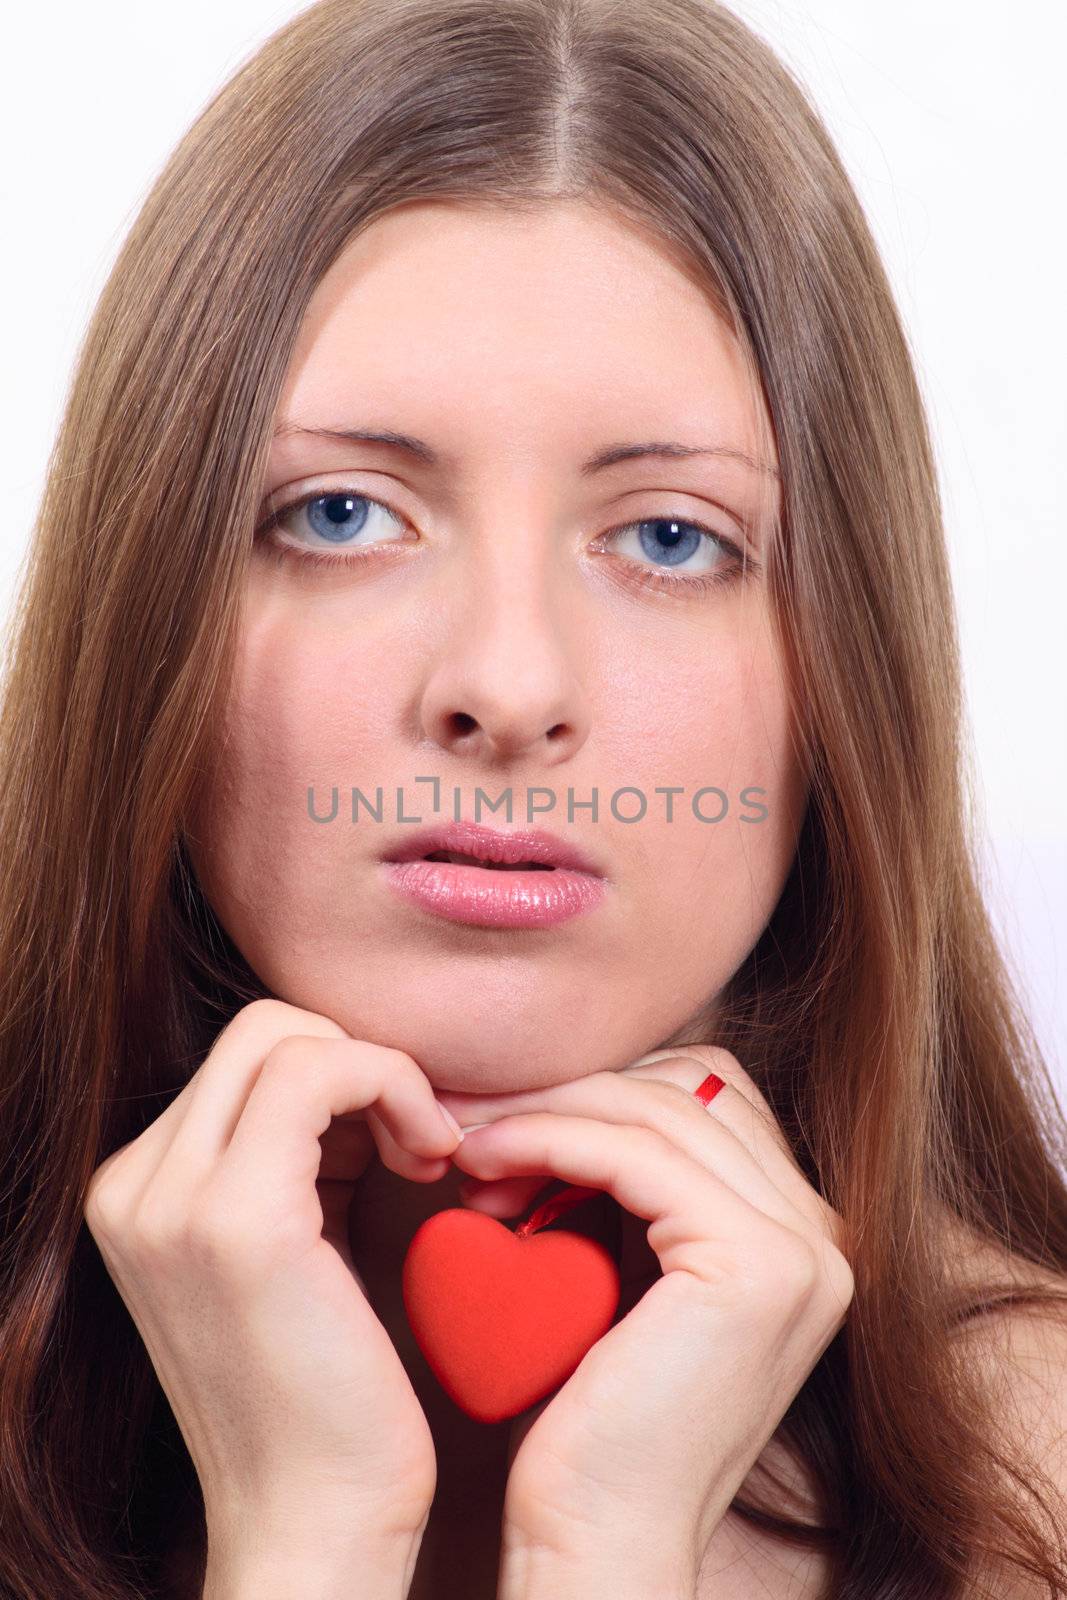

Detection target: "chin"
[344, 1013, 617, 1092]
[383, 1035, 602, 1094]
[251, 967, 663, 1091]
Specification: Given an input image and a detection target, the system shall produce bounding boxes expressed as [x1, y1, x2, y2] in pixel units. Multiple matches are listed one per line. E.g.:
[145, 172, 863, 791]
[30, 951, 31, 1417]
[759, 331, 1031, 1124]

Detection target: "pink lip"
[378, 820, 609, 928]
[380, 819, 606, 876]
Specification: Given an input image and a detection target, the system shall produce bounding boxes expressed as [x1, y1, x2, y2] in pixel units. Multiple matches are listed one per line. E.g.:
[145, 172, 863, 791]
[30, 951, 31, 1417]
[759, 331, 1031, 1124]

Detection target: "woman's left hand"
[436, 1047, 854, 1600]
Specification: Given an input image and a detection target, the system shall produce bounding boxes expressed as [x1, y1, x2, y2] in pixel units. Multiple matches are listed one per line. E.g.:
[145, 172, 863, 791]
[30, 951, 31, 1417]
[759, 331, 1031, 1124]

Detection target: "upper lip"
[379, 820, 605, 877]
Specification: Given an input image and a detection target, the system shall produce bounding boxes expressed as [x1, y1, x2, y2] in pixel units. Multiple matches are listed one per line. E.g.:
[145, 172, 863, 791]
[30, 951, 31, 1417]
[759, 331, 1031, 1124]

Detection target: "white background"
[2, 2, 1064, 1104]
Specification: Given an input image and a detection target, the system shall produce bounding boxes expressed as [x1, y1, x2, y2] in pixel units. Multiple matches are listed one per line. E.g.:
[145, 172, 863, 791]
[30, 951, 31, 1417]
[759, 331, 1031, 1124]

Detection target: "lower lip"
[379, 857, 608, 927]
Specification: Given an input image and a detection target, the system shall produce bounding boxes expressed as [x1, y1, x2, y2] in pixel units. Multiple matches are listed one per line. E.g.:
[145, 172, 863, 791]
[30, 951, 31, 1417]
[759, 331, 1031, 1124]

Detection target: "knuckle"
[83, 1174, 123, 1236]
[822, 1242, 856, 1316]
[184, 1185, 304, 1278]
[692, 1044, 743, 1082]
[258, 1033, 303, 1074]
[704, 1048, 773, 1113]
[819, 1199, 850, 1258]
[83, 1150, 134, 1234]
[257, 1034, 419, 1096]
[703, 1044, 740, 1071]
[378, 1042, 427, 1080]
[129, 1190, 186, 1258]
[223, 997, 288, 1042]
[235, 997, 282, 1025]
[184, 1189, 248, 1268]
[669, 1046, 779, 1129]
[258, 1033, 329, 1086]
[224, 998, 349, 1049]
[772, 1231, 821, 1302]
[631, 1124, 685, 1175]
[660, 1078, 704, 1114]
[620, 1071, 698, 1119]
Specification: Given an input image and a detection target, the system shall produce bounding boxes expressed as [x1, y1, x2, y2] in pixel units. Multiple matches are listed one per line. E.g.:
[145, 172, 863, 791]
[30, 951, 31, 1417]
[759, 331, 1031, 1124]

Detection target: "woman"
[1, 0, 1065, 1596]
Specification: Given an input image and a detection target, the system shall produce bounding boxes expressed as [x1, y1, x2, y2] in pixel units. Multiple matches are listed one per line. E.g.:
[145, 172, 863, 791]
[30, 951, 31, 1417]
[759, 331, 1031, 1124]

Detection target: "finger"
[450, 1110, 799, 1281]
[442, 1045, 784, 1157]
[446, 1070, 815, 1239]
[92, 1000, 348, 1196]
[616, 1051, 834, 1239]
[445, 1050, 838, 1246]
[358, 1095, 457, 1182]
[97, 1007, 459, 1219]
[208, 1035, 461, 1207]
[457, 1174, 553, 1217]
[625, 1046, 803, 1175]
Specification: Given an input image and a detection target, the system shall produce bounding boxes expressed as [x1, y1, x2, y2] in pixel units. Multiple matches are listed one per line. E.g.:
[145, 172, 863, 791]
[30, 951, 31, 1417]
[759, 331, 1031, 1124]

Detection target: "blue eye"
[257, 490, 408, 556]
[636, 519, 704, 565]
[606, 516, 738, 582]
[254, 485, 754, 595]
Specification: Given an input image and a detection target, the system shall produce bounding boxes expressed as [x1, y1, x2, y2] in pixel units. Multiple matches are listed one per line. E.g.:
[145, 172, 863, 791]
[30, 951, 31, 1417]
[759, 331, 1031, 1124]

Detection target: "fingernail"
[461, 1121, 492, 1134]
[437, 1103, 464, 1140]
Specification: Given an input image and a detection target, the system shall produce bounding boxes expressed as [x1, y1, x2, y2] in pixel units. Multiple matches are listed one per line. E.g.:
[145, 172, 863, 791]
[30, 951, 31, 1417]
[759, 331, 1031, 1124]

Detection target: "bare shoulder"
[938, 1205, 1067, 1412]
[940, 1214, 1067, 1598]
[696, 1417, 838, 1599]
[950, 1252, 1067, 1464]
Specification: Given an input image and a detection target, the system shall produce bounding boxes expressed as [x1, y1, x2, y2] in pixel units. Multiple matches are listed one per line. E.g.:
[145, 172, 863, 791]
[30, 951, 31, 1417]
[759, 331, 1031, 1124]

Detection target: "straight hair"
[2, 1, 1066, 1594]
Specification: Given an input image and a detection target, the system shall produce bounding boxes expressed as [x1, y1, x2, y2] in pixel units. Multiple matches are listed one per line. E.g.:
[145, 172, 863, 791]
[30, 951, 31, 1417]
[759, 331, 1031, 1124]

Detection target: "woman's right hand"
[82, 998, 464, 1594]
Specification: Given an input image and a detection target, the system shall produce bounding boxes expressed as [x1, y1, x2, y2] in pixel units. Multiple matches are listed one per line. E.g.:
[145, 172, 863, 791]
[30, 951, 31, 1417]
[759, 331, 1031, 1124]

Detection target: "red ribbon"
[513, 1184, 604, 1238]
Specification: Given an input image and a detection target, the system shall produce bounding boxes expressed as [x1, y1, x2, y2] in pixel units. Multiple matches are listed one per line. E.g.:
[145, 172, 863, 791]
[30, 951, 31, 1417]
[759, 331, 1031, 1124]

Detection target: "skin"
[187, 195, 805, 1088]
[183, 196, 811, 1586]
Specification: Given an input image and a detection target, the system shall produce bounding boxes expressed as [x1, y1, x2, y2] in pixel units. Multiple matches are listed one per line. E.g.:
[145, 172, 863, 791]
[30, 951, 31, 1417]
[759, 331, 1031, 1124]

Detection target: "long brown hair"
[2, 0, 1065, 1595]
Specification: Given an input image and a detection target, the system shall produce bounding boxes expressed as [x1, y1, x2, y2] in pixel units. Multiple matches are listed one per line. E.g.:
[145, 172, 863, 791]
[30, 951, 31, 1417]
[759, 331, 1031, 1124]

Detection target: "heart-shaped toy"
[401, 1190, 621, 1423]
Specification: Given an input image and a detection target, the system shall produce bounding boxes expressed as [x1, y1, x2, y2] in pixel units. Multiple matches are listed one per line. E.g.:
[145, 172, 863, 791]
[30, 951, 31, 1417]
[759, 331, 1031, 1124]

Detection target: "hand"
[82, 998, 463, 1589]
[438, 1046, 854, 1598]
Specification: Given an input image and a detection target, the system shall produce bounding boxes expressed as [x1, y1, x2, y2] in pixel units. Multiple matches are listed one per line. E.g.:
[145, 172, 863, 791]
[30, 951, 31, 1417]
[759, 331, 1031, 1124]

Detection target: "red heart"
[402, 1206, 621, 1423]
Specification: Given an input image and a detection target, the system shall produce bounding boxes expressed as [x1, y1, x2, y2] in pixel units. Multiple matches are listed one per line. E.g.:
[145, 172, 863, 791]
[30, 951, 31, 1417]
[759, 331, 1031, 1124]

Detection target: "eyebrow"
[271, 423, 780, 481]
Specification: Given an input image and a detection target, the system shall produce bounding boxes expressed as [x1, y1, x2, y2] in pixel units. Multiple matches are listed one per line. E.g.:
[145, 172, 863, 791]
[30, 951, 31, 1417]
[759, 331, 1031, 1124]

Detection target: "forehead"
[274, 199, 772, 476]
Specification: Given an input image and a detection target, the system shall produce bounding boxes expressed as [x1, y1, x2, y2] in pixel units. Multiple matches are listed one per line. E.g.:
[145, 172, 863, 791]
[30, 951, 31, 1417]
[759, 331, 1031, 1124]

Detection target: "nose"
[416, 541, 591, 769]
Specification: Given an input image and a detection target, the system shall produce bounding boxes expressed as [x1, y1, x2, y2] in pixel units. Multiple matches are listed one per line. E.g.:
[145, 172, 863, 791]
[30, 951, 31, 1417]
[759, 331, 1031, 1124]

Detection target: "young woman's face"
[186, 198, 808, 1091]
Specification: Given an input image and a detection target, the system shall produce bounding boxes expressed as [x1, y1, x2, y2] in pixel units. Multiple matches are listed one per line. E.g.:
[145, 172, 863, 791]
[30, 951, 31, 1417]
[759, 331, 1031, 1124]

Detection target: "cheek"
[218, 591, 416, 799]
[182, 578, 805, 1047]
[610, 628, 805, 992]
[220, 631, 344, 819]
[184, 606, 395, 960]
